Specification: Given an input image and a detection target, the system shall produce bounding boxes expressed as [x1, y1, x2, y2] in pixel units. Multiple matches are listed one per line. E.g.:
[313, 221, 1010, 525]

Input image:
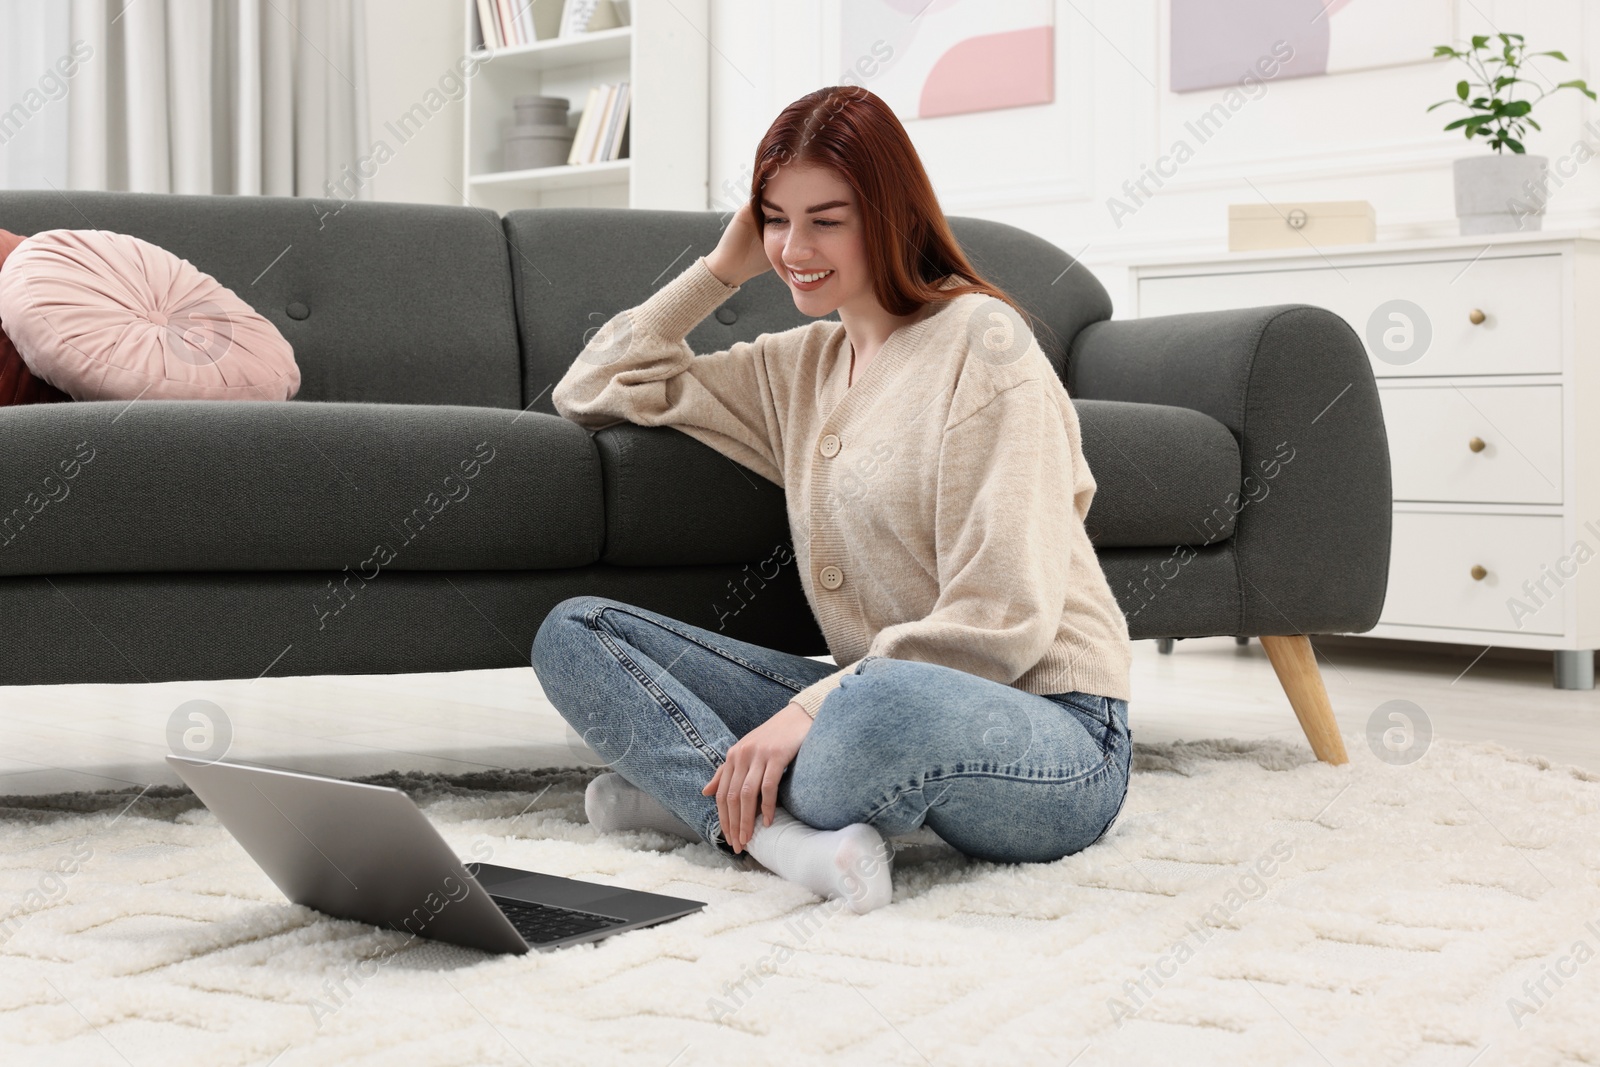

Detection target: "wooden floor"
[1, 635, 1595, 797]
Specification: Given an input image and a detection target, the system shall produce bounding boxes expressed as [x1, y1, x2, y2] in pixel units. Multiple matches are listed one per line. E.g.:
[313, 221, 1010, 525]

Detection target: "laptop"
[167, 754, 706, 954]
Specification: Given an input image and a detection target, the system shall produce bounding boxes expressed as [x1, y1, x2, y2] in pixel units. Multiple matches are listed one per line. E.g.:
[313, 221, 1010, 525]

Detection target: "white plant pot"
[1453, 154, 1548, 235]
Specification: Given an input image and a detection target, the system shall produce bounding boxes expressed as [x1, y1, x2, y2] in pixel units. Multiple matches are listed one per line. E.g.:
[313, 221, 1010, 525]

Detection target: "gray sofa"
[0, 191, 1390, 763]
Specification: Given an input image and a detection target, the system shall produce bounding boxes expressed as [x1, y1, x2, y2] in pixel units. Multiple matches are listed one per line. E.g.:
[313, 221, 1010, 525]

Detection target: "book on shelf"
[590, 83, 618, 162]
[604, 82, 630, 161]
[566, 86, 599, 166]
[473, 0, 551, 51]
[559, 0, 621, 37]
[564, 81, 631, 166]
[473, 0, 495, 49]
[495, 0, 515, 47]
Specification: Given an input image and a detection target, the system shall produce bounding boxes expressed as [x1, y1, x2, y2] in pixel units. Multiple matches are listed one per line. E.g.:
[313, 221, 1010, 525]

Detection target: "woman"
[535, 85, 1133, 915]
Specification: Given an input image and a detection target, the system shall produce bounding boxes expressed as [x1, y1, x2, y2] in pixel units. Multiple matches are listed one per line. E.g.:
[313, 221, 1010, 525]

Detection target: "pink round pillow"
[0, 228, 299, 401]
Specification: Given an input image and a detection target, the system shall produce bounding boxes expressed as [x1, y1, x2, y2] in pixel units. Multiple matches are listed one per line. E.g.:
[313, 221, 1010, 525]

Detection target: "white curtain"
[0, 1, 71, 189]
[0, 0, 369, 198]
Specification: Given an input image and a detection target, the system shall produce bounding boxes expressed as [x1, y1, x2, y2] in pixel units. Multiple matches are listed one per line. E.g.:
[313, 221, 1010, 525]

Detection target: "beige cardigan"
[551, 256, 1132, 718]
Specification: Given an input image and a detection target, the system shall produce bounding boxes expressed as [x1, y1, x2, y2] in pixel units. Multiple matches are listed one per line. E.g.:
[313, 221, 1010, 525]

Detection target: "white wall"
[363, 1, 1600, 317]
[706, 0, 1600, 316]
[362, 0, 467, 205]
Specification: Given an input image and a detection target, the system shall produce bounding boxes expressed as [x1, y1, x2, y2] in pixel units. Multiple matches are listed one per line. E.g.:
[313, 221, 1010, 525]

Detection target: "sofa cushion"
[1074, 399, 1242, 547]
[0, 401, 605, 578]
[501, 208, 1113, 418]
[0, 191, 522, 408]
[588, 424, 792, 566]
[591, 399, 1241, 567]
[0, 229, 70, 407]
[0, 228, 300, 401]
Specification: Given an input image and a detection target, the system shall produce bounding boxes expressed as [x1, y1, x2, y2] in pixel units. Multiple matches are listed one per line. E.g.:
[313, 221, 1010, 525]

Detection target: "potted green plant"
[1429, 33, 1595, 234]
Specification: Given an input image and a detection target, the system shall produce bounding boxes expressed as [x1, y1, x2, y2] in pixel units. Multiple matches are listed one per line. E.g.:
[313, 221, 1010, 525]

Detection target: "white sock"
[584, 772, 699, 840]
[741, 806, 894, 914]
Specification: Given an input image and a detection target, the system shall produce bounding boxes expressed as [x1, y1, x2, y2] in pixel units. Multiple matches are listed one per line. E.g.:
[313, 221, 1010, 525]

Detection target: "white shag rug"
[2, 735, 1598, 1067]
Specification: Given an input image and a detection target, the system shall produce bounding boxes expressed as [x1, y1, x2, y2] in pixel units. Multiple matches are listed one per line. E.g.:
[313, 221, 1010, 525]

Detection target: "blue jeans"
[531, 596, 1132, 865]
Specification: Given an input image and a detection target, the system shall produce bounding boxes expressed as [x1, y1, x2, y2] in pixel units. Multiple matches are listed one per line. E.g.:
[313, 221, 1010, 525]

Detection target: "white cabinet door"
[1384, 512, 1567, 635]
[1380, 385, 1563, 504]
[1139, 254, 1563, 377]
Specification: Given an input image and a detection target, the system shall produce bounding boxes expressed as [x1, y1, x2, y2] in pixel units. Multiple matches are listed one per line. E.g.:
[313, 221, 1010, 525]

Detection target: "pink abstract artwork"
[920, 27, 1054, 118]
[840, 0, 1054, 120]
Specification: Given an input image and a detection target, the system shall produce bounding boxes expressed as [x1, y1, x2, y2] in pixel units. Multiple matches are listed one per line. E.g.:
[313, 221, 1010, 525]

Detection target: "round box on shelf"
[513, 95, 570, 127]
[503, 123, 576, 171]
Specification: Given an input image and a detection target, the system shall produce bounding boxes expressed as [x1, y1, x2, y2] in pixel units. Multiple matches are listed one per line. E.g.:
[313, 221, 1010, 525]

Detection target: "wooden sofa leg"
[1257, 635, 1349, 765]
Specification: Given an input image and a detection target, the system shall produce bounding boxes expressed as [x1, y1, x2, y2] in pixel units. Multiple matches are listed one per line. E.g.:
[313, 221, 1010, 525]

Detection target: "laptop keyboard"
[492, 898, 629, 944]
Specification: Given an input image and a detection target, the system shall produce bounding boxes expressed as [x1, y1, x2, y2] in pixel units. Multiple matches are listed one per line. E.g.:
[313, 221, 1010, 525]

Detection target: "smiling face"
[758, 163, 871, 318]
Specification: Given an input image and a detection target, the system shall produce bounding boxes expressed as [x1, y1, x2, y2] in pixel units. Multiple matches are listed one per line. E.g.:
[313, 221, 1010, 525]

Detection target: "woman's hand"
[703, 701, 813, 853]
[705, 201, 771, 288]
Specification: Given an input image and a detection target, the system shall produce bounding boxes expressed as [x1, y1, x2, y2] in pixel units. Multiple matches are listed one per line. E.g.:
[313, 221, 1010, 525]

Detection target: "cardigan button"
[819, 565, 843, 589]
[819, 433, 840, 457]
[715, 306, 738, 324]
[286, 302, 310, 320]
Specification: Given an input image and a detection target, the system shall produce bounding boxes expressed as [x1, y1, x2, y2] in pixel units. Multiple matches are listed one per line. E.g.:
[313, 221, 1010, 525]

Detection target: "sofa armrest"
[1068, 304, 1392, 636]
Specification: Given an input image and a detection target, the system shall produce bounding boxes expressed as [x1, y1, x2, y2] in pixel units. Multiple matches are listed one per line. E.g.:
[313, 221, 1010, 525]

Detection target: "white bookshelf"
[460, 0, 709, 213]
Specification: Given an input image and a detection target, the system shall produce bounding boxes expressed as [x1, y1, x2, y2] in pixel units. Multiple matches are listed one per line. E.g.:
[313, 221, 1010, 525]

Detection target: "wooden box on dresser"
[1128, 230, 1600, 689]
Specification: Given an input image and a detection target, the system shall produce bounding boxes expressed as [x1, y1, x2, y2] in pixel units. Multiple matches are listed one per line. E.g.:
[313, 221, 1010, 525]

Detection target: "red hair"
[748, 85, 1052, 348]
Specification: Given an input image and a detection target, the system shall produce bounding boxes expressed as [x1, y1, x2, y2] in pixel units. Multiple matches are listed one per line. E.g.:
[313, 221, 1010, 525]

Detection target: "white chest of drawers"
[1125, 230, 1600, 689]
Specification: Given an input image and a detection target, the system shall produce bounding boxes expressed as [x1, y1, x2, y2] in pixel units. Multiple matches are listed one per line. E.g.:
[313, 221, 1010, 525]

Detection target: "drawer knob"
[1471, 564, 1488, 581]
[1468, 436, 1487, 452]
[1469, 308, 1487, 325]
